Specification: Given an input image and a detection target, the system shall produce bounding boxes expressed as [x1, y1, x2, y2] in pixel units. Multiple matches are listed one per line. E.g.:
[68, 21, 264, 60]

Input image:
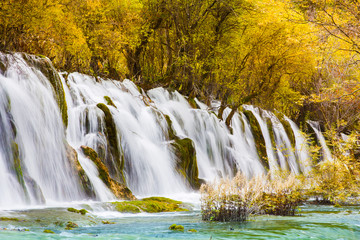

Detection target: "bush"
[200, 173, 303, 222]
[305, 130, 360, 205]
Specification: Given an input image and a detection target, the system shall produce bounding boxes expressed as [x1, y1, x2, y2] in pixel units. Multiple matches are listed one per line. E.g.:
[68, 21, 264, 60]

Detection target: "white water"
[0, 53, 328, 208]
[243, 105, 280, 173]
[308, 121, 333, 162]
[285, 117, 312, 174]
[0, 53, 84, 208]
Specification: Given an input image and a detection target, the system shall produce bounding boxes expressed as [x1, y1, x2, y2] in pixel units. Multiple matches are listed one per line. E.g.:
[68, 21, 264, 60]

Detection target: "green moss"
[113, 202, 141, 213]
[278, 116, 296, 149]
[81, 145, 135, 200]
[11, 141, 25, 189]
[169, 224, 184, 231]
[243, 110, 269, 170]
[65, 221, 78, 230]
[111, 197, 188, 213]
[79, 209, 88, 215]
[23, 55, 68, 127]
[188, 229, 197, 232]
[43, 229, 55, 234]
[187, 97, 198, 109]
[334, 203, 342, 208]
[0, 61, 6, 74]
[0, 217, 19, 221]
[96, 103, 125, 184]
[54, 221, 64, 227]
[171, 138, 200, 189]
[102, 220, 115, 224]
[164, 114, 178, 140]
[104, 96, 117, 108]
[66, 143, 96, 198]
[67, 207, 78, 213]
[67, 208, 87, 215]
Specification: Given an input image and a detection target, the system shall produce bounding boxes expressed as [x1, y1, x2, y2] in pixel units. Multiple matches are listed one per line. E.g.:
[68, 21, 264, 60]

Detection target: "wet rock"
[81, 145, 135, 200]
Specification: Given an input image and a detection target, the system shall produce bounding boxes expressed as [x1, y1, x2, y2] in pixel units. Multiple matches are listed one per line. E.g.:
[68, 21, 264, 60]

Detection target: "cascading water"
[0, 53, 84, 208]
[308, 120, 333, 162]
[64, 73, 186, 196]
[0, 52, 329, 208]
[243, 105, 280, 173]
[285, 117, 312, 174]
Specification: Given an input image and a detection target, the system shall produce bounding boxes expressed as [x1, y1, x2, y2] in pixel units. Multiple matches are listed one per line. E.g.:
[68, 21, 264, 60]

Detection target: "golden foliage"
[200, 172, 304, 221]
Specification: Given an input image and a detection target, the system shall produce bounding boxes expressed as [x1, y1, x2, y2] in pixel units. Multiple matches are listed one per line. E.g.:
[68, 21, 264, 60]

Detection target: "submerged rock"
[111, 197, 188, 213]
[81, 145, 135, 200]
[169, 224, 184, 231]
[65, 221, 78, 230]
[67, 207, 87, 215]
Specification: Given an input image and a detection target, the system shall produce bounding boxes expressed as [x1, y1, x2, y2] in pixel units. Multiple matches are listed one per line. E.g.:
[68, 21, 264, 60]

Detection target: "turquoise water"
[0, 204, 359, 239]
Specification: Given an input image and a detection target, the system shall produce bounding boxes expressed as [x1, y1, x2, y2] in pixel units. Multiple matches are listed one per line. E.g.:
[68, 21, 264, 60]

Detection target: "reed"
[200, 173, 303, 222]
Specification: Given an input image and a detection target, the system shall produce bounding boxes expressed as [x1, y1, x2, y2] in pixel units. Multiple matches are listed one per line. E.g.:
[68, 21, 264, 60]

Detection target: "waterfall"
[285, 117, 312, 174]
[243, 105, 280, 173]
[64, 73, 186, 196]
[0, 53, 84, 208]
[308, 121, 333, 162]
[0, 52, 331, 208]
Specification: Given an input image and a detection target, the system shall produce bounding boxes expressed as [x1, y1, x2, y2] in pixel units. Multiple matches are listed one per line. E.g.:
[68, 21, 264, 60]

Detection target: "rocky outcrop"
[96, 103, 126, 184]
[81, 145, 135, 200]
[171, 138, 200, 189]
[65, 143, 95, 199]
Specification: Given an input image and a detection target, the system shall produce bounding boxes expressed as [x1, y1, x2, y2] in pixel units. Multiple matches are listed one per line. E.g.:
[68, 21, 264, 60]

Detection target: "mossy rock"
[242, 110, 269, 170]
[65, 221, 78, 230]
[66, 143, 96, 198]
[188, 229, 197, 232]
[278, 115, 296, 150]
[96, 103, 125, 184]
[111, 197, 188, 213]
[164, 114, 178, 140]
[187, 97, 199, 109]
[0, 217, 20, 222]
[81, 145, 135, 200]
[104, 96, 117, 108]
[67, 207, 88, 215]
[171, 138, 200, 189]
[11, 141, 26, 191]
[102, 220, 115, 224]
[21, 53, 68, 127]
[169, 224, 184, 231]
[43, 229, 55, 234]
[0, 61, 6, 75]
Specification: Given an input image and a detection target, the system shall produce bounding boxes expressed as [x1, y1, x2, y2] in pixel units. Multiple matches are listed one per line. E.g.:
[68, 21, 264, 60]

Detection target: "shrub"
[200, 173, 303, 222]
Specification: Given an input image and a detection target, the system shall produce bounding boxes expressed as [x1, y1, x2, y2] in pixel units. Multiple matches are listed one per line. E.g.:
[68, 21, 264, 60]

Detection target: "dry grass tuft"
[200, 172, 303, 222]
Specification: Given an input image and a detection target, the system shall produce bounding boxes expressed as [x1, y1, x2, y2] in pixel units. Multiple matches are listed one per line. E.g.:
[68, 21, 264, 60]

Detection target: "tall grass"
[200, 173, 303, 222]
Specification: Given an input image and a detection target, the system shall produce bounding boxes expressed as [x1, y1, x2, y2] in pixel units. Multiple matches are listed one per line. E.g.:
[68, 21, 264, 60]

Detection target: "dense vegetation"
[201, 173, 303, 221]
[1, 0, 359, 132]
